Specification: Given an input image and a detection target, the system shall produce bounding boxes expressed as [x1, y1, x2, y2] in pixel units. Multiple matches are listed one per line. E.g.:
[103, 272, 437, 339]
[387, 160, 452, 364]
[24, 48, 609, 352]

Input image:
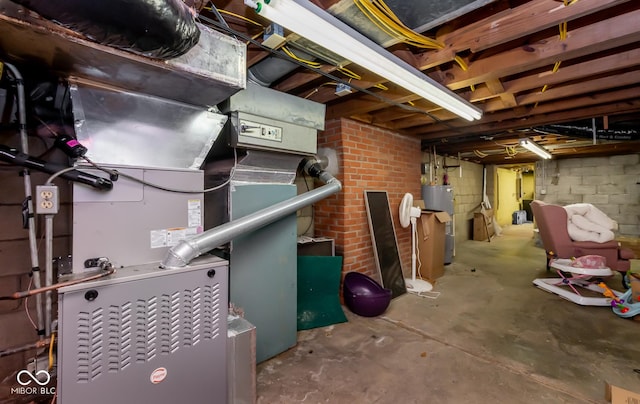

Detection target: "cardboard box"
[413, 201, 452, 283]
[605, 382, 640, 403]
[473, 210, 494, 241]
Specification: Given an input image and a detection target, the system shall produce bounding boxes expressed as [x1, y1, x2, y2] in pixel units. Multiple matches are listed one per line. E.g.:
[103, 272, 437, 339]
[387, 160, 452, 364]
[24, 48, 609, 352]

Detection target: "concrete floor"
[255, 224, 640, 403]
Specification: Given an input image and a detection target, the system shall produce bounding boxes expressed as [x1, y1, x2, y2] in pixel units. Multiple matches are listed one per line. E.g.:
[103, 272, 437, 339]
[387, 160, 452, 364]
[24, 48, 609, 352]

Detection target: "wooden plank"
[409, 86, 640, 137]
[419, 98, 640, 139]
[504, 48, 640, 94]
[439, 9, 640, 90]
[515, 71, 640, 106]
[440, 0, 632, 53]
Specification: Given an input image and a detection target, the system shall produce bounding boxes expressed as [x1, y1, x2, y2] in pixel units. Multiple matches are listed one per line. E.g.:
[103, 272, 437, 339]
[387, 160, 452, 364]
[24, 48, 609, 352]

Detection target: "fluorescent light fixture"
[248, 0, 482, 121]
[519, 138, 552, 159]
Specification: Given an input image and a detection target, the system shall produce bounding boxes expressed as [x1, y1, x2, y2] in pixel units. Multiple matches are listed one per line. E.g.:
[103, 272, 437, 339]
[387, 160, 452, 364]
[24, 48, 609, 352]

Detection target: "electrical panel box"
[218, 81, 324, 155]
[72, 165, 204, 272]
[227, 111, 317, 155]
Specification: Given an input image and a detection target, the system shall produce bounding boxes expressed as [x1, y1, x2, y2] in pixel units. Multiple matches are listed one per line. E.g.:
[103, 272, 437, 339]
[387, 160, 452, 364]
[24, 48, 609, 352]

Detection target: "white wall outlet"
[36, 185, 59, 214]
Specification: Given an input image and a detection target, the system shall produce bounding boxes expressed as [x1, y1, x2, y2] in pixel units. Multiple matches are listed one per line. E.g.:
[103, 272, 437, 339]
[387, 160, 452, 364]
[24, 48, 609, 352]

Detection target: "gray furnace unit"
[212, 82, 325, 363]
[57, 256, 229, 403]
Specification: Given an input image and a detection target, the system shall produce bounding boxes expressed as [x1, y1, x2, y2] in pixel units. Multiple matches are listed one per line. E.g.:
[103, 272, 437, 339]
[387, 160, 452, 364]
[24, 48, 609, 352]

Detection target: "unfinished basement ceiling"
[206, 0, 640, 164]
[1, 0, 638, 165]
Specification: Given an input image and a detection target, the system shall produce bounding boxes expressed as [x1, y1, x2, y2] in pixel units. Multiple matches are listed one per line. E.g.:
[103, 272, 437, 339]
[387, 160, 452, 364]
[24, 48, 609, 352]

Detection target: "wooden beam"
[441, 0, 632, 53]
[408, 86, 640, 137]
[439, 9, 640, 90]
[515, 70, 640, 106]
[419, 98, 640, 140]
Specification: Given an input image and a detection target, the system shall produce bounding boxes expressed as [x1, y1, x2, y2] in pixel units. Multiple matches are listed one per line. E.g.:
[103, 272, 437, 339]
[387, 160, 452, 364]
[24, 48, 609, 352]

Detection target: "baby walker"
[533, 258, 623, 306]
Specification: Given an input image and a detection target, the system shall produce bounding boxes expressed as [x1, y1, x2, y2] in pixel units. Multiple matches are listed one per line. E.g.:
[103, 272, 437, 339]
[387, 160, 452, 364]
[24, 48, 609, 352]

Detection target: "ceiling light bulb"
[519, 138, 552, 159]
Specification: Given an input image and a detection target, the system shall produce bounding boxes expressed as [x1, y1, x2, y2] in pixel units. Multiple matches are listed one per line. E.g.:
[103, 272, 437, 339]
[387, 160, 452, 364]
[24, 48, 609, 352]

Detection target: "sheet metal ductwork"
[248, 49, 315, 87]
[161, 157, 341, 268]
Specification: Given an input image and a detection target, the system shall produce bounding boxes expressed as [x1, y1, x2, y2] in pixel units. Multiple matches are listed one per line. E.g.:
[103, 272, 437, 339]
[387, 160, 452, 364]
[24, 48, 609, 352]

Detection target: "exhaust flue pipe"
[160, 157, 340, 268]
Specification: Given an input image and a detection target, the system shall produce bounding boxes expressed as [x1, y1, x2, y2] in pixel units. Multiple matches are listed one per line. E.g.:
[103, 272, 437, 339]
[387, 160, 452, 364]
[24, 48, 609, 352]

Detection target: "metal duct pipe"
[248, 49, 315, 87]
[161, 157, 340, 268]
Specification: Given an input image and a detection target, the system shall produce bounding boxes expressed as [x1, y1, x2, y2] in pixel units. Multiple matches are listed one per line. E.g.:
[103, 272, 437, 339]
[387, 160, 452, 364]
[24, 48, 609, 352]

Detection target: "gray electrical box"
[219, 82, 324, 155]
[72, 166, 204, 272]
[227, 111, 317, 155]
[57, 256, 229, 404]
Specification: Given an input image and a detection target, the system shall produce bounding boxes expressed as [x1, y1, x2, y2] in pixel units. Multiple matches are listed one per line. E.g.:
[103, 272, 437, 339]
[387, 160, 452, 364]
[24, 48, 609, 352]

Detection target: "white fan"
[399, 193, 433, 293]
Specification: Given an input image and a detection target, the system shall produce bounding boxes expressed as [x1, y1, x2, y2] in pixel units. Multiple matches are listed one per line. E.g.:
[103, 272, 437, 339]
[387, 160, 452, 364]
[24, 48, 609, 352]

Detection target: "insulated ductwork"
[160, 157, 340, 268]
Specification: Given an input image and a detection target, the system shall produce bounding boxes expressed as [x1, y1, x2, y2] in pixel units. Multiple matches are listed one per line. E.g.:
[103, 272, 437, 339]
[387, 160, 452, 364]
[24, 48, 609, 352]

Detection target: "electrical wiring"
[536, 0, 578, 103]
[24, 278, 37, 330]
[354, 0, 444, 50]
[304, 81, 338, 98]
[209, 7, 263, 27]
[199, 15, 472, 133]
[48, 332, 55, 370]
[337, 66, 361, 80]
[354, 0, 472, 87]
[505, 146, 518, 157]
[473, 149, 488, 158]
[282, 46, 321, 67]
[40, 146, 239, 194]
[205, 1, 231, 30]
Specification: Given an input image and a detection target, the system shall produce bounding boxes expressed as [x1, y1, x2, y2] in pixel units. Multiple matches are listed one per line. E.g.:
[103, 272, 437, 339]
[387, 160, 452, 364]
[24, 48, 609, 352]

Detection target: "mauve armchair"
[531, 200, 634, 288]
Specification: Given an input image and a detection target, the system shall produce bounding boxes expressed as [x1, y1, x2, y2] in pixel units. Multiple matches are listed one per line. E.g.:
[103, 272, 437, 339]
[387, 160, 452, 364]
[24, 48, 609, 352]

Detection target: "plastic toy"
[598, 282, 629, 314]
[610, 288, 640, 319]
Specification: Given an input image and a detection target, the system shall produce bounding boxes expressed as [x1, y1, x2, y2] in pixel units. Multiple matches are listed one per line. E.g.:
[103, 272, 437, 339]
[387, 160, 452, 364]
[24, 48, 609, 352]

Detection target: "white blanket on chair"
[564, 203, 617, 243]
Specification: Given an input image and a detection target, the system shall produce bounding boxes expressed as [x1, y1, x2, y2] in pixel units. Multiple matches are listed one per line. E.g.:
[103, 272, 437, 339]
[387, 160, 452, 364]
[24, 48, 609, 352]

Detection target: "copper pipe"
[0, 266, 115, 300]
[0, 338, 50, 358]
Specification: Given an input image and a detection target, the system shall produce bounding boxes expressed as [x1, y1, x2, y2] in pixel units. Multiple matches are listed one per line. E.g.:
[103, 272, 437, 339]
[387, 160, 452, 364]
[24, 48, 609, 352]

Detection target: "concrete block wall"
[315, 118, 421, 282]
[439, 159, 485, 241]
[535, 153, 640, 237]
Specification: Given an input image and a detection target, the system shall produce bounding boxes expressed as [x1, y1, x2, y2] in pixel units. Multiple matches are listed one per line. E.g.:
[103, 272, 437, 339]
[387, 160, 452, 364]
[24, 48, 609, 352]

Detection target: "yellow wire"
[304, 82, 340, 99]
[474, 149, 488, 158]
[203, 7, 264, 27]
[536, 0, 574, 104]
[48, 333, 55, 371]
[374, 83, 389, 90]
[354, 0, 444, 49]
[282, 46, 322, 68]
[454, 56, 468, 72]
[338, 67, 362, 80]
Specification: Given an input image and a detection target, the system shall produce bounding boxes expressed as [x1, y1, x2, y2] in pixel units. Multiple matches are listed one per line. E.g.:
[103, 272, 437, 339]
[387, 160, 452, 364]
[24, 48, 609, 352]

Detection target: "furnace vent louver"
[71, 284, 221, 383]
[58, 258, 228, 404]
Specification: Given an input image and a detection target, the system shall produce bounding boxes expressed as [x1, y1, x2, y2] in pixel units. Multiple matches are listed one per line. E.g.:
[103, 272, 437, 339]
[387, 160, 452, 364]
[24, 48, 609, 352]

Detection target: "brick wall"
[314, 118, 421, 282]
[535, 153, 640, 237]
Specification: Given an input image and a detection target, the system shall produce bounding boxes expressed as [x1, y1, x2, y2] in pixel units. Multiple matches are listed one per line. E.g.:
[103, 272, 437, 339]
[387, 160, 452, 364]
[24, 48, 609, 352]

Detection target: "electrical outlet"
[36, 185, 59, 214]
